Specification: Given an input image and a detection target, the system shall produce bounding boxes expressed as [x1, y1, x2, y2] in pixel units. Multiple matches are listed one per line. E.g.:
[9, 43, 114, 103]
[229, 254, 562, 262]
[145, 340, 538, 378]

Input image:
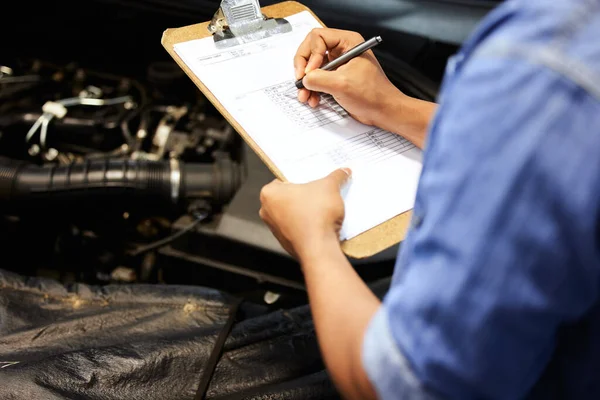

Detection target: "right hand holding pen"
[294, 28, 404, 127]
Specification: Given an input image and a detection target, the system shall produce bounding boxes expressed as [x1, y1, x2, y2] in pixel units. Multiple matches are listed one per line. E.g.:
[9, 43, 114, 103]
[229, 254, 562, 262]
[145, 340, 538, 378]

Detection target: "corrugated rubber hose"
[0, 157, 242, 208]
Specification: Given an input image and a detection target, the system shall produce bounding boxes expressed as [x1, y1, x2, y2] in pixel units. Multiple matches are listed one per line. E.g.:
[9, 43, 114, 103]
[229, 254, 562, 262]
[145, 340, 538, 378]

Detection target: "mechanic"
[258, 1, 600, 399]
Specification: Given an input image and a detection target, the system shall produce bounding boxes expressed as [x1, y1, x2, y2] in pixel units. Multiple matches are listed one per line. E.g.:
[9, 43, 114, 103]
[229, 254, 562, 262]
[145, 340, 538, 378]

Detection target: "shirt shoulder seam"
[474, 41, 600, 102]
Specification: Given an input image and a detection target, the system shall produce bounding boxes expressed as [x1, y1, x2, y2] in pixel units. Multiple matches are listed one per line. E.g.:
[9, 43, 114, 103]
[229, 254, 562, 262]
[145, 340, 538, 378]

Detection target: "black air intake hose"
[0, 157, 241, 207]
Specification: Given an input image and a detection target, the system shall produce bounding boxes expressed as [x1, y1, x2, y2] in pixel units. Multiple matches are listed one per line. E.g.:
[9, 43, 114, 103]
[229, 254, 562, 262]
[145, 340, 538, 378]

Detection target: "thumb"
[325, 168, 352, 189]
[303, 69, 344, 94]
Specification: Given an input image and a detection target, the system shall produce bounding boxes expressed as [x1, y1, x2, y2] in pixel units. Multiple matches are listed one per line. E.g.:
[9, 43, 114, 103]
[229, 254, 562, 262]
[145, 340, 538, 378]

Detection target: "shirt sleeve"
[362, 20, 600, 400]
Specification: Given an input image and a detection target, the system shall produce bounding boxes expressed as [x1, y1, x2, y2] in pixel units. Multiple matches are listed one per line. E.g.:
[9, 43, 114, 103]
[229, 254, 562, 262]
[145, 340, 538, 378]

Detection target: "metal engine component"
[0, 60, 239, 164]
[0, 59, 248, 287]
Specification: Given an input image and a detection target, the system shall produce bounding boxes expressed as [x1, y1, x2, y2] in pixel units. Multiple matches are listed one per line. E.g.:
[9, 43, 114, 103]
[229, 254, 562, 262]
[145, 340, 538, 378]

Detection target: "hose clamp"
[170, 158, 181, 203]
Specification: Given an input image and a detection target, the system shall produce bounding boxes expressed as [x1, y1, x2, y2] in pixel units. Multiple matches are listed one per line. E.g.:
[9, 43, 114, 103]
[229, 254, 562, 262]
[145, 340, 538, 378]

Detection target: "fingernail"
[339, 168, 353, 192]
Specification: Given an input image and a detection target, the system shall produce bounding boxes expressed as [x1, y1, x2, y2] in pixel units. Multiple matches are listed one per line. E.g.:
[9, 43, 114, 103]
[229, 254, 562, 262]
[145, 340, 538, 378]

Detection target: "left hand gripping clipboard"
[161, 1, 414, 259]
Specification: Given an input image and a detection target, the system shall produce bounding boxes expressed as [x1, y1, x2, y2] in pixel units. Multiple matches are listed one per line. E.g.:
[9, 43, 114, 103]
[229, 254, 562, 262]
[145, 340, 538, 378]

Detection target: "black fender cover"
[0, 269, 338, 399]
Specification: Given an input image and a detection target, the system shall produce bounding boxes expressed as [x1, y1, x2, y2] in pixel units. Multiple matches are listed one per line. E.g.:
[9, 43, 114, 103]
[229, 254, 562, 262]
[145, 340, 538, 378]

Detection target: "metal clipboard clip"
[208, 0, 292, 48]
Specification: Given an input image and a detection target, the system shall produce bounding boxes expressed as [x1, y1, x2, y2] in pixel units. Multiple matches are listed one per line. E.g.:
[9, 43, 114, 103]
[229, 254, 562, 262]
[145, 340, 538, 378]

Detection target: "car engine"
[0, 58, 248, 284]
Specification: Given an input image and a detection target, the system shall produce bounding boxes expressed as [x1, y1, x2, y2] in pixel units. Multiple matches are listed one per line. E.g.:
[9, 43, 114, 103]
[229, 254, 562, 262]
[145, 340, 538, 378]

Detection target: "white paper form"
[174, 11, 423, 240]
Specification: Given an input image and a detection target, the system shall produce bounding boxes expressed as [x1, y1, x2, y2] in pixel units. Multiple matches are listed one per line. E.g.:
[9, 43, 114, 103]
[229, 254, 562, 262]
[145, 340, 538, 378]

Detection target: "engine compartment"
[0, 59, 243, 283]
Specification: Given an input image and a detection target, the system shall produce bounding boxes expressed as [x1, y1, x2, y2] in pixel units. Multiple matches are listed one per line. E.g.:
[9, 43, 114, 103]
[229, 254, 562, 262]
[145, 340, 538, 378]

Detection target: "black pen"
[295, 36, 383, 90]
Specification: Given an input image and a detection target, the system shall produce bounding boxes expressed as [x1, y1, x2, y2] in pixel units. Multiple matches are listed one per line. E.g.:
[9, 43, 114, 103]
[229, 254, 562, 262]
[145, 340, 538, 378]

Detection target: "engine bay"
[0, 59, 245, 283]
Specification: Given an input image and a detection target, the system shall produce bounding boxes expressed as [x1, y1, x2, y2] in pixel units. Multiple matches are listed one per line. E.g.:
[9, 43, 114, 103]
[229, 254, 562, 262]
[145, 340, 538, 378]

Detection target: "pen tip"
[376, 36, 383, 43]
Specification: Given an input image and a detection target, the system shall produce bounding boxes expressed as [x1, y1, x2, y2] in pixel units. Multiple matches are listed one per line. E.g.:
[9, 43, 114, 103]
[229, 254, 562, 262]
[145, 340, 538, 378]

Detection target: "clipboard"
[161, 1, 413, 259]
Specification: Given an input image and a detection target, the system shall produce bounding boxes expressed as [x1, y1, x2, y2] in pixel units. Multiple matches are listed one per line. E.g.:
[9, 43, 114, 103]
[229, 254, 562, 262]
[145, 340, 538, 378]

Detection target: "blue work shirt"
[362, 1, 600, 399]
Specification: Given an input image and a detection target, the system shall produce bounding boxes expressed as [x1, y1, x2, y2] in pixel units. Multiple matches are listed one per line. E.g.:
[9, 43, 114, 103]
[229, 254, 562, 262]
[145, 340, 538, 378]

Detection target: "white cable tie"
[42, 101, 68, 119]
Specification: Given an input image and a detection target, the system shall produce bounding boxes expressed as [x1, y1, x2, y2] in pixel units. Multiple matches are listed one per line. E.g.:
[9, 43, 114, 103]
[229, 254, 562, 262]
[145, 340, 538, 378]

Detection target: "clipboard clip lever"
[208, 0, 292, 48]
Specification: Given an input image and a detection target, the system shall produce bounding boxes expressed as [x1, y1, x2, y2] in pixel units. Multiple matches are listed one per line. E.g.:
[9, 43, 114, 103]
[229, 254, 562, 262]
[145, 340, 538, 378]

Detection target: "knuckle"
[324, 199, 341, 217]
[299, 35, 311, 48]
[352, 32, 364, 42]
[259, 186, 270, 203]
[336, 75, 351, 92]
[309, 28, 322, 38]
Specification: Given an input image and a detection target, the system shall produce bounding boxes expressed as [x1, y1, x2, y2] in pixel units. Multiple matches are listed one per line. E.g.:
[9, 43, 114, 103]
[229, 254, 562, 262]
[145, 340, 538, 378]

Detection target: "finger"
[303, 69, 346, 94]
[305, 32, 328, 73]
[294, 34, 312, 80]
[295, 29, 349, 77]
[298, 88, 311, 103]
[259, 208, 267, 220]
[294, 55, 307, 80]
[308, 92, 320, 108]
[260, 180, 281, 204]
[326, 168, 353, 189]
[282, 243, 299, 260]
[295, 30, 327, 79]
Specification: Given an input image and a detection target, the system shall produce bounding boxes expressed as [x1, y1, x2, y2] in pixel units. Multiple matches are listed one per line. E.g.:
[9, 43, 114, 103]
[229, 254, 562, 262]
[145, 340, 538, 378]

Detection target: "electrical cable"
[25, 95, 133, 148]
[128, 211, 209, 257]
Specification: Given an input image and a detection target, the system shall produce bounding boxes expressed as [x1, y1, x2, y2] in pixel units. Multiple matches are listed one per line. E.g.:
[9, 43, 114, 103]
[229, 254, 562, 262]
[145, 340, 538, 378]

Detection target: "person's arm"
[259, 170, 379, 399]
[301, 237, 380, 400]
[258, 28, 437, 397]
[377, 95, 437, 149]
[293, 28, 436, 149]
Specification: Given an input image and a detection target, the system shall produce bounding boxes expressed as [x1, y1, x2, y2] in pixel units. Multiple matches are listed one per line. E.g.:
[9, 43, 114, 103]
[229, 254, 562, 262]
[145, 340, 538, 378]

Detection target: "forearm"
[378, 89, 438, 150]
[299, 235, 381, 400]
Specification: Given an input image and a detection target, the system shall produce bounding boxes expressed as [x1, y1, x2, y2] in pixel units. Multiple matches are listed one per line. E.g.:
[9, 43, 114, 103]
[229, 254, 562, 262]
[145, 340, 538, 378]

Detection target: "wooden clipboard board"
[161, 1, 413, 259]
